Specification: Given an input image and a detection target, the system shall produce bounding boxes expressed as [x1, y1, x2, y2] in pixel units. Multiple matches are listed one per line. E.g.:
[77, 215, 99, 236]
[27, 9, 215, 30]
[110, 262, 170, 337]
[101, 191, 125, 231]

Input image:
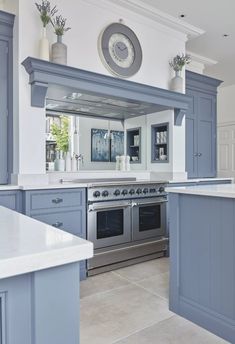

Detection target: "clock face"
[99, 23, 142, 78]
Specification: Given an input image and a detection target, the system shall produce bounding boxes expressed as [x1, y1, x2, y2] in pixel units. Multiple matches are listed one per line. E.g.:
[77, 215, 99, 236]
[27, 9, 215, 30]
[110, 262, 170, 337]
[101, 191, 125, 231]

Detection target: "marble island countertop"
[0, 206, 93, 279]
[167, 183, 235, 198]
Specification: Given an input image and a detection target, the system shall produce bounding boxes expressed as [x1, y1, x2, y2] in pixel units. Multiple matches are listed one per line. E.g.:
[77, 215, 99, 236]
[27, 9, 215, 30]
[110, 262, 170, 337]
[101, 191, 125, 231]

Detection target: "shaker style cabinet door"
[185, 89, 198, 178]
[197, 93, 216, 178]
[0, 40, 8, 184]
[0, 12, 14, 185]
[185, 71, 222, 178]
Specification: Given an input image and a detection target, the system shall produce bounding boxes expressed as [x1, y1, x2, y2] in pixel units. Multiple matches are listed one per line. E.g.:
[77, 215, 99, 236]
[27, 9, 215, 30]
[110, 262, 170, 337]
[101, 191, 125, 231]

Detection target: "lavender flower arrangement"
[52, 15, 71, 36]
[169, 54, 191, 72]
[35, 0, 57, 28]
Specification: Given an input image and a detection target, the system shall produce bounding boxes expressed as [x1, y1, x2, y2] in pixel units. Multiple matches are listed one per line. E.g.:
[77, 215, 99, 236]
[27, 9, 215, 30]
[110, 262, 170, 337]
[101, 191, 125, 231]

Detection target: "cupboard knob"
[52, 198, 63, 204]
[52, 222, 63, 228]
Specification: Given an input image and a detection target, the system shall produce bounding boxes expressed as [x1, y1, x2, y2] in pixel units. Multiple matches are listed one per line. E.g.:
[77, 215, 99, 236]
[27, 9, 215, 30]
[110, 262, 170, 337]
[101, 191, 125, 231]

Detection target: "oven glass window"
[139, 205, 161, 232]
[97, 209, 124, 239]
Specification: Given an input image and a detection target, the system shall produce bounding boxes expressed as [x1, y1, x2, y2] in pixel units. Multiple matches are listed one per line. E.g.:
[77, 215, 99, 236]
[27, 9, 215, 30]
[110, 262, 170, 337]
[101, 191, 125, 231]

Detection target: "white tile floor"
[80, 258, 228, 344]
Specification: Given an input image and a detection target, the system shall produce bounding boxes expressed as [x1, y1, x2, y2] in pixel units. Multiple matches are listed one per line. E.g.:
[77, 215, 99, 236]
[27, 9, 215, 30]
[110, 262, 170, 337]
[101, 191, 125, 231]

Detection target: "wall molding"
[84, 0, 204, 40]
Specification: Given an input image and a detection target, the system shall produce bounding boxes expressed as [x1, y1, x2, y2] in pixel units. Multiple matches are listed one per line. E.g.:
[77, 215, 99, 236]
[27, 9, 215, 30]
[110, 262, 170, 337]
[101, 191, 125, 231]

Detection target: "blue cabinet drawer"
[27, 189, 85, 212]
[0, 191, 21, 212]
[32, 209, 85, 237]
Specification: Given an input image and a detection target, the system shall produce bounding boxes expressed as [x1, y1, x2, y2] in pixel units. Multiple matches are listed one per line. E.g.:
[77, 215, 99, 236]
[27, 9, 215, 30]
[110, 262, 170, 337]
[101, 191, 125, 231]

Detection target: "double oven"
[87, 182, 168, 275]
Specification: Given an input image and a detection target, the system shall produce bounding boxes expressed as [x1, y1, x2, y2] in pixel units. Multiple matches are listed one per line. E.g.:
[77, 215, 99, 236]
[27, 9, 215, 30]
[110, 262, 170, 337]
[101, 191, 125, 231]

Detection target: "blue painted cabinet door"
[185, 89, 198, 178]
[0, 40, 8, 184]
[197, 93, 216, 177]
[185, 71, 220, 178]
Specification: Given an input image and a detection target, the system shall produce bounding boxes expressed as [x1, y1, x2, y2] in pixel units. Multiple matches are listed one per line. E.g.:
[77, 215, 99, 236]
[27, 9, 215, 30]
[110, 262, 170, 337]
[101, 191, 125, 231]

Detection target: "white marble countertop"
[0, 177, 233, 191]
[166, 183, 235, 198]
[0, 206, 93, 279]
[168, 177, 233, 184]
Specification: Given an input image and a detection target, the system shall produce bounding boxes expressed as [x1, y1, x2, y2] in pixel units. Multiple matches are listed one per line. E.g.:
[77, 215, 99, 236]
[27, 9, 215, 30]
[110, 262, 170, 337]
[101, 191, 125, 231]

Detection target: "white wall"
[5, 0, 187, 183]
[217, 85, 235, 125]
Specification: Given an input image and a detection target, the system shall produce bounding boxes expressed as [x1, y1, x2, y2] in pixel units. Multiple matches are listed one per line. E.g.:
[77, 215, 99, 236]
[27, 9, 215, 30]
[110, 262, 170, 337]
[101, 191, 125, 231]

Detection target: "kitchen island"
[0, 206, 93, 344]
[168, 183, 235, 343]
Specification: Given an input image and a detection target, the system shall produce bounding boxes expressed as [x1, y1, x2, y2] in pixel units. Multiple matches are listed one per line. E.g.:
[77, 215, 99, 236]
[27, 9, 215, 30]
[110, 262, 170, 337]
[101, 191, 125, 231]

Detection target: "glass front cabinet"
[151, 123, 169, 163]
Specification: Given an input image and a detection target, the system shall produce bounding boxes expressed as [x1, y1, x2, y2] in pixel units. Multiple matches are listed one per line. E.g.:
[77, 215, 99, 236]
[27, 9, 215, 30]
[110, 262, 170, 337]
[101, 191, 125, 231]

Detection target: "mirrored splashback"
[46, 113, 125, 172]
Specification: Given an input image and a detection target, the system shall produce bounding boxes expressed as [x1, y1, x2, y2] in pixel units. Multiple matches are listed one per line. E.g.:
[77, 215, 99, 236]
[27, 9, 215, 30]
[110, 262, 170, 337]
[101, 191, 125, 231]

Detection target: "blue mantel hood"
[22, 57, 191, 125]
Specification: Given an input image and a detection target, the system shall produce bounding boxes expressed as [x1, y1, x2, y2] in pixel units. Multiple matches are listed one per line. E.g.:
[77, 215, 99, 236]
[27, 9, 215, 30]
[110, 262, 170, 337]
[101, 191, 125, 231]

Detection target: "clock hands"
[116, 42, 127, 52]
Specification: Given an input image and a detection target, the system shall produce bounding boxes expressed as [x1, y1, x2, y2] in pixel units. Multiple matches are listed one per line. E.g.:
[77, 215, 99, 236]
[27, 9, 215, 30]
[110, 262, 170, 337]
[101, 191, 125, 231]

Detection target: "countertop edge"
[0, 242, 93, 280]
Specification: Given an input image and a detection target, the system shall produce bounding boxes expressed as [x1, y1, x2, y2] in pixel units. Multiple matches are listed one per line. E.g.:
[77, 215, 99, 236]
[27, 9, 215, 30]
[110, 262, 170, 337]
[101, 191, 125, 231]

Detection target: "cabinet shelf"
[126, 128, 141, 164]
[151, 123, 169, 163]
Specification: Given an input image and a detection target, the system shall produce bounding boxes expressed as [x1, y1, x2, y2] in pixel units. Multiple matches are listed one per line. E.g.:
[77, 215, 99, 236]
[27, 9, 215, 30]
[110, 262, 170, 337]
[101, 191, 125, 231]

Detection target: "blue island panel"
[169, 193, 235, 343]
[0, 263, 80, 344]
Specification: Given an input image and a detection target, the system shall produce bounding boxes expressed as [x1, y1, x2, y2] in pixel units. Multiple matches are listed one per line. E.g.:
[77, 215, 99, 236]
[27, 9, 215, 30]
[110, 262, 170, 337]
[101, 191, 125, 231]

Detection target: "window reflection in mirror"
[45, 113, 125, 172]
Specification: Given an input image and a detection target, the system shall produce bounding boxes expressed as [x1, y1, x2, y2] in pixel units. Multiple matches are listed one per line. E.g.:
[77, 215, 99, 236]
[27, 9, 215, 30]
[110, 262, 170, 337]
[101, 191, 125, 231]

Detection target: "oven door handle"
[89, 203, 131, 212]
[133, 199, 168, 207]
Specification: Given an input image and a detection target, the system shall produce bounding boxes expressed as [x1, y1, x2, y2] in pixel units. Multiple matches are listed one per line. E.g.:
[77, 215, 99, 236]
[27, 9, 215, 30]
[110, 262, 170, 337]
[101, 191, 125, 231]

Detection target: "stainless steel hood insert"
[22, 57, 191, 125]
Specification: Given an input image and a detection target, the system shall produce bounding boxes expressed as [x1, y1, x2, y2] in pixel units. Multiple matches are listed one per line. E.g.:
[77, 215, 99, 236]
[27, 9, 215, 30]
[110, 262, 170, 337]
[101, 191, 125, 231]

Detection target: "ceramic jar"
[39, 27, 50, 61]
[170, 70, 183, 93]
[51, 35, 67, 65]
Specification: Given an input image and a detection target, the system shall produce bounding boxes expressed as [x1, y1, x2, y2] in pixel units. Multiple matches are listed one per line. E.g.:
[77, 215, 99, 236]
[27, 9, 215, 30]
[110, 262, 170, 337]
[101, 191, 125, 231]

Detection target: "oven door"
[132, 197, 167, 241]
[88, 200, 132, 249]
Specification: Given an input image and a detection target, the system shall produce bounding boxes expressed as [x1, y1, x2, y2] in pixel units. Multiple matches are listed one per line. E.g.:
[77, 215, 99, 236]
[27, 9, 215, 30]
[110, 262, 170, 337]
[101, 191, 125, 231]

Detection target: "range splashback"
[22, 57, 190, 125]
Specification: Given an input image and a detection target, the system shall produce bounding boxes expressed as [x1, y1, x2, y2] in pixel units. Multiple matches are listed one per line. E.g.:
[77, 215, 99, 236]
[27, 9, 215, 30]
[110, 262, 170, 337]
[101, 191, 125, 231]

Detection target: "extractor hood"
[22, 57, 190, 125]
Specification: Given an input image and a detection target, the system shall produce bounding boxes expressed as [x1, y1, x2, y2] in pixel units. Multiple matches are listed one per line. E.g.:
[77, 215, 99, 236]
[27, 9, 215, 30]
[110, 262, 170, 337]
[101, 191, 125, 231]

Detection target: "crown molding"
[95, 0, 204, 39]
[187, 51, 217, 66]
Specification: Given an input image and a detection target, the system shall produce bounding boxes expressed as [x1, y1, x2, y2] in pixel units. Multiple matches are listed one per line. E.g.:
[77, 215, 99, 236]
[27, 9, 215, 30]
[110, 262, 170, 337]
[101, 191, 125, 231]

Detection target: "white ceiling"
[143, 0, 235, 87]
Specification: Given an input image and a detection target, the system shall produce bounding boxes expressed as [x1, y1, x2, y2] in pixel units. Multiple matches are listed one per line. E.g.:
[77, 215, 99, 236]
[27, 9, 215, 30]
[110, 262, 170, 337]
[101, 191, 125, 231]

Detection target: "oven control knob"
[114, 189, 121, 196]
[129, 189, 135, 195]
[102, 190, 109, 197]
[122, 189, 128, 195]
[93, 191, 101, 198]
[159, 186, 165, 193]
[143, 188, 149, 194]
[136, 188, 142, 195]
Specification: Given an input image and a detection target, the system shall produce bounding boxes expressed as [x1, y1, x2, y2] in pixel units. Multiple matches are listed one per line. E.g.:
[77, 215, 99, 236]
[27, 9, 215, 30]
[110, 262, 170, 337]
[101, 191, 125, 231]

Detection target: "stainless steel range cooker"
[87, 180, 169, 276]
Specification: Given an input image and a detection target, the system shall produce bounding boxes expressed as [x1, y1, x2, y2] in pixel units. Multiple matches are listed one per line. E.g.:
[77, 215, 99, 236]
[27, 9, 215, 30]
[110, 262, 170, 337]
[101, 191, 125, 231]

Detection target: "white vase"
[54, 151, 65, 172]
[170, 71, 183, 93]
[51, 35, 67, 65]
[72, 156, 78, 172]
[65, 152, 71, 172]
[39, 27, 50, 61]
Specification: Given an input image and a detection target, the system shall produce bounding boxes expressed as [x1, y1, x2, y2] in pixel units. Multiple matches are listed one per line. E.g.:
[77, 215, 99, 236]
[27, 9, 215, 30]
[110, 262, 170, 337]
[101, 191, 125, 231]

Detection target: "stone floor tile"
[80, 284, 173, 344]
[113, 257, 169, 282]
[80, 271, 130, 299]
[136, 271, 169, 300]
[115, 315, 228, 344]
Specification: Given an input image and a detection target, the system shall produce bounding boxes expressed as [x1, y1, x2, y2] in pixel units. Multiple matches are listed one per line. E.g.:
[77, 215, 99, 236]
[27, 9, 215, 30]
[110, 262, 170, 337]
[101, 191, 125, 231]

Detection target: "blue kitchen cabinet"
[0, 11, 14, 184]
[185, 71, 222, 178]
[0, 191, 22, 212]
[23, 188, 87, 280]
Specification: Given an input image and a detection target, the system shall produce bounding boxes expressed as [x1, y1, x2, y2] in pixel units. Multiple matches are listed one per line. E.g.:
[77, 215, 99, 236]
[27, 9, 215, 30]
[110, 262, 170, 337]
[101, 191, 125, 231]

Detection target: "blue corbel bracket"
[174, 108, 186, 126]
[31, 81, 48, 107]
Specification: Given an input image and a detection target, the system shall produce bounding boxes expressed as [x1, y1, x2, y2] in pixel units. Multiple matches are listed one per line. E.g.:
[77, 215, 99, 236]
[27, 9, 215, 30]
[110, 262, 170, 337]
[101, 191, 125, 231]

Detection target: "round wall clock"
[98, 23, 142, 78]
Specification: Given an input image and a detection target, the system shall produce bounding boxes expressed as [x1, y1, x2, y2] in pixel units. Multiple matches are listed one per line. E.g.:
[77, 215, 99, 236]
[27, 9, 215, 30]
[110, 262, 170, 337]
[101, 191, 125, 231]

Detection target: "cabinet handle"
[52, 198, 63, 204]
[52, 221, 63, 228]
[194, 153, 198, 157]
[198, 153, 202, 157]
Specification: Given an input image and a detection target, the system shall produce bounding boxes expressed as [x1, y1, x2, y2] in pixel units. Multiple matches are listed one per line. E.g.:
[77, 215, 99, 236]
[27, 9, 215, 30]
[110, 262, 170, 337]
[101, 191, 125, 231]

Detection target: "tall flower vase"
[51, 35, 67, 65]
[170, 70, 184, 93]
[39, 27, 50, 61]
